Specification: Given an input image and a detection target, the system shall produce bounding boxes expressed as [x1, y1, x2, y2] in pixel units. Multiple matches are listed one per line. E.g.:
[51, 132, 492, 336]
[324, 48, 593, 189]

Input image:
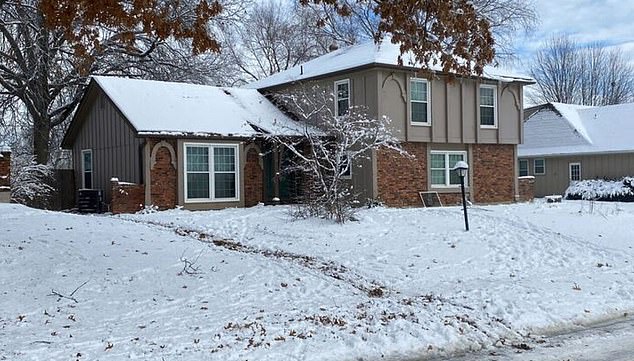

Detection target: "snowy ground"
[1, 200, 633, 360]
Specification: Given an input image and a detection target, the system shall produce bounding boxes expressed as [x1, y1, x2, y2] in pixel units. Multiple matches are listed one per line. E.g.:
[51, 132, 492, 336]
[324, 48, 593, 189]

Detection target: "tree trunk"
[33, 114, 51, 164]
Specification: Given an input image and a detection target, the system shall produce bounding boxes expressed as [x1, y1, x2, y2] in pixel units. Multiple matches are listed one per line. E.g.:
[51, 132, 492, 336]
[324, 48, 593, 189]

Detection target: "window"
[184, 144, 239, 202]
[569, 162, 581, 181]
[534, 158, 545, 175]
[81, 149, 93, 189]
[410, 78, 430, 124]
[430, 151, 468, 187]
[334, 79, 350, 116]
[479, 85, 497, 127]
[519, 159, 529, 177]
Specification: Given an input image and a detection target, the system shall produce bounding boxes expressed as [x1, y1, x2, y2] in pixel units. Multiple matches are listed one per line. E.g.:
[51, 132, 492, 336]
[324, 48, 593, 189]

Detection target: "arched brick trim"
[150, 140, 177, 209]
[150, 140, 176, 169]
[244, 143, 264, 207]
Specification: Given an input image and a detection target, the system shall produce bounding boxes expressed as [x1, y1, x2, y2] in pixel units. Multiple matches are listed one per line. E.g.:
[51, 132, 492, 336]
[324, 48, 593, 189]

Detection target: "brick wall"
[244, 146, 263, 207]
[472, 144, 516, 203]
[518, 176, 535, 202]
[376, 143, 427, 207]
[111, 179, 144, 214]
[0, 151, 9, 188]
[150, 140, 177, 209]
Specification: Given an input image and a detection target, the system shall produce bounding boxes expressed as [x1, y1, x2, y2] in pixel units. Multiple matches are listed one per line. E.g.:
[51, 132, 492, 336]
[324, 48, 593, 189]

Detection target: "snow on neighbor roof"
[519, 102, 634, 157]
[92, 76, 307, 137]
[245, 39, 534, 89]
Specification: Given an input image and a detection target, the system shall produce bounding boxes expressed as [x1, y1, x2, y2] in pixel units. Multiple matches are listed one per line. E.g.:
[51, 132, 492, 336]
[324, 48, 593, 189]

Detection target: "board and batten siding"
[376, 69, 523, 144]
[71, 86, 144, 203]
[521, 153, 634, 197]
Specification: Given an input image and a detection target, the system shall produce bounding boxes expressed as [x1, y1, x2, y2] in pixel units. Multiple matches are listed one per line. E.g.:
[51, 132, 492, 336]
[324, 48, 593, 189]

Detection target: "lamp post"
[452, 161, 469, 231]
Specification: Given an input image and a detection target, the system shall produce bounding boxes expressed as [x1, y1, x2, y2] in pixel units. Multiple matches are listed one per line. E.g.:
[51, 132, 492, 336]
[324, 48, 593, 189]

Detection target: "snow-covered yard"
[1, 200, 633, 360]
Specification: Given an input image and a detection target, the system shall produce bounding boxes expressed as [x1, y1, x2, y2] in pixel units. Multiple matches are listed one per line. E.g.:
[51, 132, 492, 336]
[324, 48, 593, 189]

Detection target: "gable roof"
[245, 39, 534, 90]
[519, 102, 634, 157]
[63, 76, 308, 147]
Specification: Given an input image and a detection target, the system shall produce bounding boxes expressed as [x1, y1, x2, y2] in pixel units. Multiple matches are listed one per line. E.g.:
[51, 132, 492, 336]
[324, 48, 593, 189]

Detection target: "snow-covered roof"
[245, 39, 534, 90]
[519, 102, 634, 157]
[93, 76, 307, 137]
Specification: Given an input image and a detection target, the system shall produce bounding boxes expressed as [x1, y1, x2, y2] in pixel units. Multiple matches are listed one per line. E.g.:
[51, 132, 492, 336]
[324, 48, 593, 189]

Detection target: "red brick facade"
[0, 151, 9, 188]
[518, 176, 535, 202]
[472, 144, 516, 203]
[244, 146, 263, 207]
[377, 143, 427, 207]
[150, 140, 177, 210]
[111, 180, 144, 214]
[376, 142, 516, 207]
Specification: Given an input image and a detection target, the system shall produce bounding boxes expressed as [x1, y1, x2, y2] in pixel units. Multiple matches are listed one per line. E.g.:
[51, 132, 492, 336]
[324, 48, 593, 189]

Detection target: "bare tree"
[530, 35, 634, 106]
[269, 86, 407, 223]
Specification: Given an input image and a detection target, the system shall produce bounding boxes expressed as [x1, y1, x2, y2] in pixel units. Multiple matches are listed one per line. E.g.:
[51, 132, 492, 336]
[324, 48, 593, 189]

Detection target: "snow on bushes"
[565, 177, 634, 201]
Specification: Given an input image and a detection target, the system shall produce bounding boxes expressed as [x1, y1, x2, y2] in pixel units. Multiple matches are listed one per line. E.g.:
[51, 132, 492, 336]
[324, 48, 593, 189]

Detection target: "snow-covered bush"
[565, 177, 634, 202]
[269, 87, 408, 223]
[11, 156, 56, 207]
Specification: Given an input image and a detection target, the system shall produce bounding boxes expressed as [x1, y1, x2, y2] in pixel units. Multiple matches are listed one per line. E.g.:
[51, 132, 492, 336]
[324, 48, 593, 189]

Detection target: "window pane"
[337, 82, 349, 99]
[431, 154, 445, 169]
[84, 172, 92, 189]
[214, 147, 235, 172]
[187, 173, 209, 199]
[214, 173, 236, 199]
[480, 106, 495, 126]
[186, 146, 209, 172]
[448, 154, 464, 168]
[535, 159, 545, 174]
[83, 152, 92, 172]
[480, 87, 494, 106]
[337, 99, 349, 116]
[431, 169, 446, 185]
[410, 80, 427, 101]
[519, 160, 528, 176]
[411, 102, 428, 123]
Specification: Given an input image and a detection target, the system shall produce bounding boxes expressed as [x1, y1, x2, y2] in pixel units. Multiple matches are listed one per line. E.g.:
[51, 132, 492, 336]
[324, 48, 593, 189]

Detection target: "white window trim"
[183, 143, 240, 203]
[410, 77, 431, 126]
[479, 84, 498, 129]
[334, 79, 350, 117]
[81, 149, 93, 189]
[569, 162, 581, 181]
[534, 158, 546, 175]
[519, 159, 529, 177]
[430, 150, 468, 188]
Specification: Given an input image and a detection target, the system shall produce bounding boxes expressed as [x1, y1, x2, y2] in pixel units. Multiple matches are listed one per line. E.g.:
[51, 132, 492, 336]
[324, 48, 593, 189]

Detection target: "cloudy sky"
[510, 0, 634, 73]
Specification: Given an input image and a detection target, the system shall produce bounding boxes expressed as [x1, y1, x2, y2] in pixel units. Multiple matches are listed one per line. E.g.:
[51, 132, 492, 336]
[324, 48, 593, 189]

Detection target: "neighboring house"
[0, 142, 10, 203]
[518, 102, 634, 197]
[247, 39, 534, 206]
[61, 76, 307, 212]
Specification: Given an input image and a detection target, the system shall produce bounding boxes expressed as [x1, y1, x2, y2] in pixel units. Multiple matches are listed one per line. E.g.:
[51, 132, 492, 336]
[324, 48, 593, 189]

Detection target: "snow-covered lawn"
[1, 200, 633, 360]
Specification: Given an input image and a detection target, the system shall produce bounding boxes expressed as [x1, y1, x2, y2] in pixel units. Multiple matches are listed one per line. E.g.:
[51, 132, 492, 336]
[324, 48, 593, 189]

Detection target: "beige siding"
[72, 87, 143, 203]
[521, 153, 634, 197]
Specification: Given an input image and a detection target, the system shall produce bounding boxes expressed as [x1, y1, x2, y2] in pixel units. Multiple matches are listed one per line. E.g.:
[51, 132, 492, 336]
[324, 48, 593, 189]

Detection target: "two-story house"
[61, 40, 533, 212]
[247, 40, 535, 206]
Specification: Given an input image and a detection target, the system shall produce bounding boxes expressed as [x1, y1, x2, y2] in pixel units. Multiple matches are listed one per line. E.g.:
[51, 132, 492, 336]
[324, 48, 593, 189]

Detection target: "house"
[63, 39, 535, 212]
[247, 39, 535, 206]
[0, 142, 10, 203]
[518, 102, 634, 197]
[61, 76, 307, 213]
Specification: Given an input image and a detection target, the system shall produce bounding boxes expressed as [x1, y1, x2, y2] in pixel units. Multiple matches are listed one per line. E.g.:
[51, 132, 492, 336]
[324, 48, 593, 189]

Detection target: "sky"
[510, 0, 634, 73]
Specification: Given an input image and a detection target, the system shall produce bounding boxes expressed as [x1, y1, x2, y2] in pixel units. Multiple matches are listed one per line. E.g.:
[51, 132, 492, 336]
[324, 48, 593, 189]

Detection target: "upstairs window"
[81, 149, 93, 189]
[534, 158, 545, 175]
[519, 159, 529, 177]
[410, 78, 430, 125]
[334, 79, 350, 116]
[479, 85, 497, 128]
[431, 151, 468, 187]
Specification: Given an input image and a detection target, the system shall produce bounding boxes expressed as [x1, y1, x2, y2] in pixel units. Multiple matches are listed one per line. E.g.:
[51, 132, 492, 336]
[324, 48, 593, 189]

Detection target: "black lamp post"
[453, 161, 469, 231]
